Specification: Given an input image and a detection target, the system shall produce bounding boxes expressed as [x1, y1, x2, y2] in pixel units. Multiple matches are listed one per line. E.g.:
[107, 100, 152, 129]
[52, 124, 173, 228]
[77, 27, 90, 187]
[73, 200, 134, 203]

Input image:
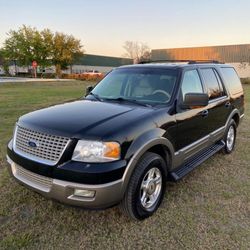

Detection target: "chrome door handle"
[225, 101, 231, 108]
[201, 110, 209, 117]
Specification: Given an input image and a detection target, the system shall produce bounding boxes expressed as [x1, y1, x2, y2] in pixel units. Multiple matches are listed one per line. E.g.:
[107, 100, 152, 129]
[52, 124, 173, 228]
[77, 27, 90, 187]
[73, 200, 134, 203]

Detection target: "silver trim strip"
[174, 126, 225, 156]
[208, 95, 228, 104]
[172, 125, 226, 166]
[174, 135, 208, 156]
[240, 114, 245, 119]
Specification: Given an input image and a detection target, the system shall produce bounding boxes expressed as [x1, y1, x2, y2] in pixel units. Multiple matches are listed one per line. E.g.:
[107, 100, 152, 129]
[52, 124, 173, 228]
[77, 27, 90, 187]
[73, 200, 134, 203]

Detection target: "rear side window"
[213, 70, 226, 96]
[200, 68, 223, 100]
[220, 67, 243, 95]
[181, 70, 203, 99]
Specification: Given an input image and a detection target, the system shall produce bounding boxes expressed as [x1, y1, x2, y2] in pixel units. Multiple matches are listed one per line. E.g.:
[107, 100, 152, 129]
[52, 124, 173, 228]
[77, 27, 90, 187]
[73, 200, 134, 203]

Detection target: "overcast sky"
[0, 0, 249, 57]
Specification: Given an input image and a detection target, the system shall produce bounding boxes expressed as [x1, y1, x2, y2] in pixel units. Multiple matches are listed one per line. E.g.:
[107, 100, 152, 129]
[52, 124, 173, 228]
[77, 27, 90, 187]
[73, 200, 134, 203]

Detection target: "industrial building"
[66, 54, 133, 74]
[0, 54, 133, 76]
[151, 44, 250, 78]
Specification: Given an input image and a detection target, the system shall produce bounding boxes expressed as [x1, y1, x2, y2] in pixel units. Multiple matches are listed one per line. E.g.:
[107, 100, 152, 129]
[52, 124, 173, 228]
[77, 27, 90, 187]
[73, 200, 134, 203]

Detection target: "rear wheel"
[120, 152, 167, 220]
[222, 120, 237, 154]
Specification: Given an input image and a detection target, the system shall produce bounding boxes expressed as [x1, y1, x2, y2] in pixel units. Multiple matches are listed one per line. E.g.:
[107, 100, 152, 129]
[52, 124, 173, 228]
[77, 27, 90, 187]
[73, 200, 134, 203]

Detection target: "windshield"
[90, 67, 178, 105]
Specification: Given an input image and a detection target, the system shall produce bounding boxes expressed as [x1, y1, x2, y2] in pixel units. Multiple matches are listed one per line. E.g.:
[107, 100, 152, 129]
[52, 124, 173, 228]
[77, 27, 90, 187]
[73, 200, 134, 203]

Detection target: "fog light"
[74, 189, 95, 198]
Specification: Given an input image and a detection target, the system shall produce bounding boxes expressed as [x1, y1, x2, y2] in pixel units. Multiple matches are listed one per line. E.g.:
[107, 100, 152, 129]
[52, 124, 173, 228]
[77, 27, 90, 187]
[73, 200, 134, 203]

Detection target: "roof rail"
[138, 59, 223, 64]
[188, 60, 223, 64]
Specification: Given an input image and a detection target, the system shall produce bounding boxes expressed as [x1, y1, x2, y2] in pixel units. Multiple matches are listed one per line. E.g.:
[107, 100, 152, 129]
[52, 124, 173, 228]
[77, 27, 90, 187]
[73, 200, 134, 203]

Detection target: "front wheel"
[120, 152, 167, 220]
[222, 120, 237, 154]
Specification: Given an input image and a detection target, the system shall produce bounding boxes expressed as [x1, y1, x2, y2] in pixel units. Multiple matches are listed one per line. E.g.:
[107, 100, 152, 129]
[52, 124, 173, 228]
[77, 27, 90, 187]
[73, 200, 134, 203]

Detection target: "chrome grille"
[13, 163, 52, 192]
[14, 125, 70, 165]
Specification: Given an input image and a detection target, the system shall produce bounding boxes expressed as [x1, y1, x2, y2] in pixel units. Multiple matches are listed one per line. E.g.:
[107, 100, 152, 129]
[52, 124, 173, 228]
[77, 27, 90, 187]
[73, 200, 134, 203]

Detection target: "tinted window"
[220, 67, 243, 95]
[201, 68, 222, 100]
[214, 69, 226, 96]
[181, 70, 203, 99]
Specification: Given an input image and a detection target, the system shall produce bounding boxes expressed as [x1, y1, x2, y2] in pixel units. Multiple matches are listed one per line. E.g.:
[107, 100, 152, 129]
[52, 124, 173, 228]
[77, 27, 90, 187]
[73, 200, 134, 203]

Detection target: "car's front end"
[7, 122, 128, 208]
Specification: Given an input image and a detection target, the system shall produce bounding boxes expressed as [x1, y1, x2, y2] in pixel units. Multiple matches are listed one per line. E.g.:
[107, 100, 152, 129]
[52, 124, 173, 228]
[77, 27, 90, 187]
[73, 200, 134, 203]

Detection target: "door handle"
[225, 101, 231, 108]
[201, 110, 209, 117]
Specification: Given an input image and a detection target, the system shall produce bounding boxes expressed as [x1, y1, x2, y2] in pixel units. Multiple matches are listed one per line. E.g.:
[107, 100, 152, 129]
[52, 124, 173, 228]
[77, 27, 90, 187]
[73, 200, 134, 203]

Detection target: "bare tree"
[123, 41, 151, 63]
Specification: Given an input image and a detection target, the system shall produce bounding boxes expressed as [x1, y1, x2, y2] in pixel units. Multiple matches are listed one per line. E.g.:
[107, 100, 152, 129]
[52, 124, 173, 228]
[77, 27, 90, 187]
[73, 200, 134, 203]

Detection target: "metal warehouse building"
[66, 54, 133, 74]
[1, 54, 133, 76]
[152, 44, 250, 78]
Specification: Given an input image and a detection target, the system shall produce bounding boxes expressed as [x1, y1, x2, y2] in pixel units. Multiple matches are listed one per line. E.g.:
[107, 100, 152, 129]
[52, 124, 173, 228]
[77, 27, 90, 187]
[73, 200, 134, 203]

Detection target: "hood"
[18, 100, 154, 139]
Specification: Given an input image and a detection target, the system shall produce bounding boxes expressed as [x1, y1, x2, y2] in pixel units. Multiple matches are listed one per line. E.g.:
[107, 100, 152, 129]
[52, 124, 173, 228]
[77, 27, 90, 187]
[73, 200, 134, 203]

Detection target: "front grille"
[14, 125, 70, 165]
[13, 163, 52, 192]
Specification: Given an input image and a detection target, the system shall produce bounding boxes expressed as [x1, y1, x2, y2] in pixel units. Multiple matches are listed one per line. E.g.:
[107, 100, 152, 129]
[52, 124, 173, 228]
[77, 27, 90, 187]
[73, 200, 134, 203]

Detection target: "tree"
[3, 25, 53, 68]
[2, 25, 84, 77]
[52, 32, 83, 77]
[0, 49, 3, 65]
[0, 49, 10, 75]
[123, 41, 151, 63]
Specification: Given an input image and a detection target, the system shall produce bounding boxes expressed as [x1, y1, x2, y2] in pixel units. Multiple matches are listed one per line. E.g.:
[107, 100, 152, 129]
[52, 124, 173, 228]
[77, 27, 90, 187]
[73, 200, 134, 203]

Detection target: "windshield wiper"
[88, 92, 103, 102]
[104, 97, 151, 107]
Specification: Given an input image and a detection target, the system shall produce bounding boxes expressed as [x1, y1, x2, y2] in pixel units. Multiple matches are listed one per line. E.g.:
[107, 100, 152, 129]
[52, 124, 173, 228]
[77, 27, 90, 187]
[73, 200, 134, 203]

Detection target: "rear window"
[220, 67, 243, 95]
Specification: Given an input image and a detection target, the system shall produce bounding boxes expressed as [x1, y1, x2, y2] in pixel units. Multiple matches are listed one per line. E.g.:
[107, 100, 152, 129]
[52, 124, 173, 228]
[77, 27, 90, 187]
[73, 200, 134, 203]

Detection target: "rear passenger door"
[199, 68, 231, 134]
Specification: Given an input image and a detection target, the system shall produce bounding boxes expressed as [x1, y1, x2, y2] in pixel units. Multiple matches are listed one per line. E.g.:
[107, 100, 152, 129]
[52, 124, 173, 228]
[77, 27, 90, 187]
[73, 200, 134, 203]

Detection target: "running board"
[170, 141, 225, 181]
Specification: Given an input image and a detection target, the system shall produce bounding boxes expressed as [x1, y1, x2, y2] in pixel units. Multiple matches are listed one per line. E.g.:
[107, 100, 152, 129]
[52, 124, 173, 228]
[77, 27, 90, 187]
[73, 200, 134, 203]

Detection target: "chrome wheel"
[140, 167, 162, 210]
[226, 125, 235, 151]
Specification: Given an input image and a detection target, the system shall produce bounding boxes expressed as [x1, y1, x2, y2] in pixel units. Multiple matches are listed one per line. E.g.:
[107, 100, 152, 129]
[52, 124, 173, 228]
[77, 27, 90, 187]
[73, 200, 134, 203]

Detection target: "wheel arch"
[231, 113, 240, 127]
[147, 144, 172, 172]
[226, 109, 240, 127]
[121, 129, 175, 194]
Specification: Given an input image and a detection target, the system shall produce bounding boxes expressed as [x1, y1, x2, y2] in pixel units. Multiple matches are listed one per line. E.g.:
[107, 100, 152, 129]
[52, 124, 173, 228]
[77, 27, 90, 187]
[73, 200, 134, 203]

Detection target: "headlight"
[72, 140, 120, 162]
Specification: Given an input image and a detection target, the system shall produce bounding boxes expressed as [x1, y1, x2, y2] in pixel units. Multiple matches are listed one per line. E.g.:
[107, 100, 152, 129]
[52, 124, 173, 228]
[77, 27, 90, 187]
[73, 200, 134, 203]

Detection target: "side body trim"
[173, 126, 225, 167]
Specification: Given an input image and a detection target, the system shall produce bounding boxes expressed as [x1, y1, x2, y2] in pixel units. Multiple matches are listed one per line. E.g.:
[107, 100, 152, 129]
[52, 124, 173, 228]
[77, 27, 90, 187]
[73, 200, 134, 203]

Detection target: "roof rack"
[138, 59, 223, 64]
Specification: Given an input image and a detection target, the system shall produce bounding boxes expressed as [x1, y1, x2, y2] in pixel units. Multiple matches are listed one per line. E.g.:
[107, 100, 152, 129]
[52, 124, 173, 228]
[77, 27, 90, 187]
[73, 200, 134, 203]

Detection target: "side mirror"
[181, 93, 209, 109]
[85, 85, 94, 96]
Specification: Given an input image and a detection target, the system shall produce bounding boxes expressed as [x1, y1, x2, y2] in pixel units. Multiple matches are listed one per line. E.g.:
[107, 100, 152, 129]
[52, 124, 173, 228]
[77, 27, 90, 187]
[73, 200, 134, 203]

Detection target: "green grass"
[0, 81, 249, 249]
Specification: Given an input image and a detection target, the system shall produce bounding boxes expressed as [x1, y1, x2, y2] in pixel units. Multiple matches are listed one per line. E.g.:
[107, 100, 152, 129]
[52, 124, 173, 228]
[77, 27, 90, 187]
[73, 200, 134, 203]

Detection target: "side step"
[170, 141, 225, 181]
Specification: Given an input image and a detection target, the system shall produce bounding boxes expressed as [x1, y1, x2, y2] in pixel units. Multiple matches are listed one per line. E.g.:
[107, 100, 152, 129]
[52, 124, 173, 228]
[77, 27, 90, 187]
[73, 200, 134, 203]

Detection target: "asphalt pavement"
[0, 77, 72, 83]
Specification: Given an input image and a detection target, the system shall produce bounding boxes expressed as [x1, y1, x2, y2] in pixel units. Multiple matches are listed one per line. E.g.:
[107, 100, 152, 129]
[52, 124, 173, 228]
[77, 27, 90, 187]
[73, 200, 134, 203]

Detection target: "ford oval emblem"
[28, 140, 38, 148]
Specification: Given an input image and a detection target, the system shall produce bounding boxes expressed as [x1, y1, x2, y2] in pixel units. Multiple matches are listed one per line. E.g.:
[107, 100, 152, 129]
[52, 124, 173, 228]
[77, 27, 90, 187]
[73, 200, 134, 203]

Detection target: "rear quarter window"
[220, 67, 243, 96]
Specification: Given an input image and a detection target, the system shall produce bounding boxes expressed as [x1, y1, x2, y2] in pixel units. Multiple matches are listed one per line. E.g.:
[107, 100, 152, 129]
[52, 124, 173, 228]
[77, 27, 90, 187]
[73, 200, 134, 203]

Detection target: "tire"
[221, 120, 237, 154]
[120, 152, 167, 220]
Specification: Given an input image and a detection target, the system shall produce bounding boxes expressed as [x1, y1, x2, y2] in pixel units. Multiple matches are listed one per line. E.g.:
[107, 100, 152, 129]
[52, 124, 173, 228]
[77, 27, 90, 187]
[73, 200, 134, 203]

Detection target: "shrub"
[241, 78, 250, 84]
[62, 73, 104, 81]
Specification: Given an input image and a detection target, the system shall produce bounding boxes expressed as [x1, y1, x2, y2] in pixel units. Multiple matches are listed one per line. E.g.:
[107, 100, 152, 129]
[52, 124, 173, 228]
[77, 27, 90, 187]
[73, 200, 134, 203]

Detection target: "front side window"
[201, 68, 223, 100]
[90, 68, 178, 105]
[181, 70, 203, 99]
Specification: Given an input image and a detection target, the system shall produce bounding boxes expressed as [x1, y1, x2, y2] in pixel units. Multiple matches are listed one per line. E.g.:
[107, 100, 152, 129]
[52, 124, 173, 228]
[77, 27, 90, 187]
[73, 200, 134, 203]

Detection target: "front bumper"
[7, 155, 124, 208]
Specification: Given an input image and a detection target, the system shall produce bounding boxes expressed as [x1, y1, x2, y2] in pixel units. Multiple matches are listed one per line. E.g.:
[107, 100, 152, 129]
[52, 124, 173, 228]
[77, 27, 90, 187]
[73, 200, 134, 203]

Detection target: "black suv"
[7, 61, 244, 220]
